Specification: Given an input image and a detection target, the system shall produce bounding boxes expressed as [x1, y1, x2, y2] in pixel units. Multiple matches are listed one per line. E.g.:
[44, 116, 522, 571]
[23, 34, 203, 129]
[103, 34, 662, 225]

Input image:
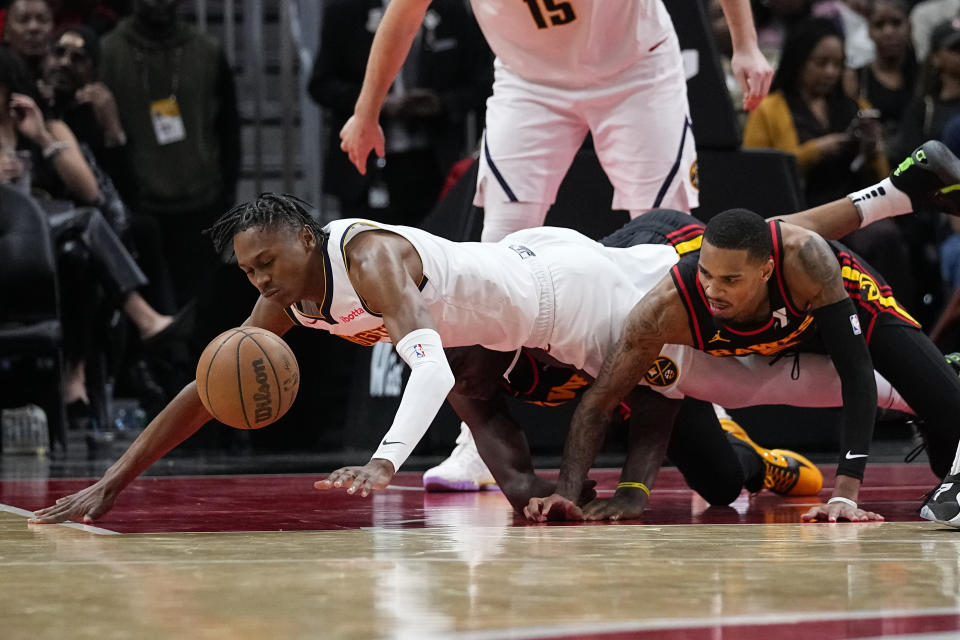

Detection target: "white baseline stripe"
[0, 503, 119, 535]
[435, 606, 960, 640]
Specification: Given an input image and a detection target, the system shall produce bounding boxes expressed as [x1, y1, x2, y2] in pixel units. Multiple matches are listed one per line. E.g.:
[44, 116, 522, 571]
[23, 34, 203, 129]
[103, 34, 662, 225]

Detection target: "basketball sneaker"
[920, 474, 960, 527]
[423, 423, 497, 492]
[720, 419, 823, 496]
[889, 140, 960, 215]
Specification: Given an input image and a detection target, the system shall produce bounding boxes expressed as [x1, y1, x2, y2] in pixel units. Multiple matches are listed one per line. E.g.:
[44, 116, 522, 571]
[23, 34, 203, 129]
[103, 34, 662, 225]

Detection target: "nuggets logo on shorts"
[689, 159, 699, 191]
[644, 356, 678, 387]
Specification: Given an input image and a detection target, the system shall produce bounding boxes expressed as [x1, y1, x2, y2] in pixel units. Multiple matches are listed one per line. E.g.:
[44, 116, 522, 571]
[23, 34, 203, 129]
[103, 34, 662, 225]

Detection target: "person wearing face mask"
[98, 0, 240, 306]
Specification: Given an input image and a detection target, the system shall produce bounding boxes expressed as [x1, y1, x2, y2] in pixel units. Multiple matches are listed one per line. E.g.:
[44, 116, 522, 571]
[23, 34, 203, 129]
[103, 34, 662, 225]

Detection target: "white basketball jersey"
[469, 0, 675, 88]
[286, 219, 545, 351]
[285, 219, 679, 376]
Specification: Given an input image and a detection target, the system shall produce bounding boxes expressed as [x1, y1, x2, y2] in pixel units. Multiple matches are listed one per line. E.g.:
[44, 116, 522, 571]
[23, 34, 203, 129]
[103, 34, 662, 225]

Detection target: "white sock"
[847, 177, 912, 228]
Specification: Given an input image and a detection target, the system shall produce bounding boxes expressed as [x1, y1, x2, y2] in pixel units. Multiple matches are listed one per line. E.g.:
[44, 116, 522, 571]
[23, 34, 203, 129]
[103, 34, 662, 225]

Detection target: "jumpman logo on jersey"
[772, 307, 788, 328]
[708, 331, 730, 344]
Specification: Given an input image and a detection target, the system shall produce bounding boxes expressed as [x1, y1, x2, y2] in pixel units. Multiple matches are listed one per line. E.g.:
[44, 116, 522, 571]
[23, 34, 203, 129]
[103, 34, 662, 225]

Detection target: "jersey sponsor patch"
[850, 314, 862, 335]
[645, 356, 679, 387]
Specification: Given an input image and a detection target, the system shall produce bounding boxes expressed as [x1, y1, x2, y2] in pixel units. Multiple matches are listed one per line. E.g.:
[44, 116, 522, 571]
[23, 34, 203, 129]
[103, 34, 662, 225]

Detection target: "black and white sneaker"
[920, 473, 960, 526]
[890, 141, 960, 215]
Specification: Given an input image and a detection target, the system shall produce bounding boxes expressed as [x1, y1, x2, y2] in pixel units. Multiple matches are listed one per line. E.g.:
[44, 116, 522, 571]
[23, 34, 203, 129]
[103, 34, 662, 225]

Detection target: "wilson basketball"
[195, 327, 300, 429]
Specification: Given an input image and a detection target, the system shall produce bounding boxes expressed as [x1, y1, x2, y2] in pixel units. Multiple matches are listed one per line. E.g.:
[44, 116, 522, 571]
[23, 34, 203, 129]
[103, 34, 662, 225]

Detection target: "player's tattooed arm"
[783, 229, 847, 309]
[524, 282, 691, 521]
[580, 388, 681, 521]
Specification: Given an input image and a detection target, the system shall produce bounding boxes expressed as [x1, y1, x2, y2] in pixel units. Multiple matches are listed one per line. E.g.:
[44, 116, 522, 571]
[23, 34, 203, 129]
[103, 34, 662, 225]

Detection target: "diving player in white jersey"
[30, 156, 960, 525]
[340, 0, 773, 490]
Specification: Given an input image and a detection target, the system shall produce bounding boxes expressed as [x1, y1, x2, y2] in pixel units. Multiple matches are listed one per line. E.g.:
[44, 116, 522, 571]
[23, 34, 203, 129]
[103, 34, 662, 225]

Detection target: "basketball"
[195, 327, 300, 429]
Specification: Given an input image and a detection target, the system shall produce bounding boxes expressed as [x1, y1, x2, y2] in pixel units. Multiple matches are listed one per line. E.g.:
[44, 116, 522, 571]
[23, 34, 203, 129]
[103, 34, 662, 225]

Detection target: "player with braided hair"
[30, 145, 960, 523]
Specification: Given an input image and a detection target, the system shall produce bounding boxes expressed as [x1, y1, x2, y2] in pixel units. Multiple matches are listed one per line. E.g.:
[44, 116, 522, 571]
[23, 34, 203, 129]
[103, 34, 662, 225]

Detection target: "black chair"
[0, 184, 66, 455]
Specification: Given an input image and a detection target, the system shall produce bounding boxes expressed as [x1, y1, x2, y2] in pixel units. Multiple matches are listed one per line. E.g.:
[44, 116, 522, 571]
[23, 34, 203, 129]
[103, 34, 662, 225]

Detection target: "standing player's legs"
[474, 66, 589, 242]
[585, 34, 698, 218]
[424, 69, 589, 490]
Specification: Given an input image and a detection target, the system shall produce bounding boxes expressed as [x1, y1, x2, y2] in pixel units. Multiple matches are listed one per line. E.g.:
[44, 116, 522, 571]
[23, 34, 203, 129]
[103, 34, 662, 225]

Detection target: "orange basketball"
[195, 327, 300, 429]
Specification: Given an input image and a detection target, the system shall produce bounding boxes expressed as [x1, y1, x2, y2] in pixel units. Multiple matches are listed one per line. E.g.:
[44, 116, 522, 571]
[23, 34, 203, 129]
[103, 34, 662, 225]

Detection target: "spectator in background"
[308, 0, 491, 226]
[0, 44, 177, 427]
[99, 0, 240, 306]
[847, 0, 917, 164]
[899, 18, 960, 157]
[744, 17, 889, 207]
[910, 0, 959, 61]
[743, 17, 915, 302]
[847, 1, 945, 327]
[2, 0, 53, 78]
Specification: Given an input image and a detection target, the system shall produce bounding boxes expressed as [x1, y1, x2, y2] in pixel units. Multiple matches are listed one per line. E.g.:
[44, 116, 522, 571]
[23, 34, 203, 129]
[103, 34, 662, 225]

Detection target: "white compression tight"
[481, 201, 552, 242]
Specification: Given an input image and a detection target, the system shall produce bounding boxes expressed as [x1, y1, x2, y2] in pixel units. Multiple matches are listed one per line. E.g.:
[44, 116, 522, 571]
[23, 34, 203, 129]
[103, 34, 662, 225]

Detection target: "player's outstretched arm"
[525, 281, 690, 522]
[316, 234, 454, 497]
[30, 297, 294, 524]
[782, 229, 884, 523]
[580, 389, 681, 521]
[339, 0, 433, 173]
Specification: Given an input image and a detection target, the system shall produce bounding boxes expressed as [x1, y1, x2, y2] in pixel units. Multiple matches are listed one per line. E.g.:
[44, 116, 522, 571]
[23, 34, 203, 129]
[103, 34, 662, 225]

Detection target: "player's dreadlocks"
[206, 193, 327, 257]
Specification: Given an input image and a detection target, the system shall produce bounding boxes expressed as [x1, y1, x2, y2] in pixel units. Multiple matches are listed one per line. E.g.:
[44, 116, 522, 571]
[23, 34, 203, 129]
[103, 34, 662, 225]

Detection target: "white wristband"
[371, 328, 454, 471]
[827, 496, 857, 509]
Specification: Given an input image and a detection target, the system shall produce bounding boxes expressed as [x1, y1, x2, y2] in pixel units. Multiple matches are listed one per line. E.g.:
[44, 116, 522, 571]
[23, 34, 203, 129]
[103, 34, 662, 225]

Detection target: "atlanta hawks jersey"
[670, 219, 919, 357]
[284, 218, 679, 377]
[469, 0, 675, 89]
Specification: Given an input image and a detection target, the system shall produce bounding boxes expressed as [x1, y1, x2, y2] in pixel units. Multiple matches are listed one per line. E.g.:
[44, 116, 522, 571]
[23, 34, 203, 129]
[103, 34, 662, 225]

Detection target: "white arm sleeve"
[371, 328, 455, 471]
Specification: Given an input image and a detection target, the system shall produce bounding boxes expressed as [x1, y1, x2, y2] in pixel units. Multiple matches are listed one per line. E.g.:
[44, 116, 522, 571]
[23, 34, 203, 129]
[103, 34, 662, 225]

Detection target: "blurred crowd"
[7, 0, 960, 445]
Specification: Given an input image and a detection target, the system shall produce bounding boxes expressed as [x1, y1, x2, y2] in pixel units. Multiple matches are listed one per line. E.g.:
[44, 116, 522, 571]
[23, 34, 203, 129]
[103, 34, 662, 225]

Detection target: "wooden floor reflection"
[2, 467, 960, 638]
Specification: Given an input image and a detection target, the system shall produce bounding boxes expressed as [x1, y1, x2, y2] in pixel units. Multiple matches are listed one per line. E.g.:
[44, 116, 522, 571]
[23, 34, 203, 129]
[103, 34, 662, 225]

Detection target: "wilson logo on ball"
[251, 358, 273, 423]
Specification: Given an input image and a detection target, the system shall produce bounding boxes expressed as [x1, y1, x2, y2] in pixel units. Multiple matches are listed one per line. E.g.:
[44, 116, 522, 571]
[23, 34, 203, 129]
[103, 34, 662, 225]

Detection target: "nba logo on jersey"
[413, 344, 426, 359]
[849, 314, 862, 335]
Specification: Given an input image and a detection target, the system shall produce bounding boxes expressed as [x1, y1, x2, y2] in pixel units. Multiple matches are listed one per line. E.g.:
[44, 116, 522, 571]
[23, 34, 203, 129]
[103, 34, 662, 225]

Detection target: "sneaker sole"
[423, 478, 498, 492]
[920, 504, 960, 527]
[921, 140, 960, 187]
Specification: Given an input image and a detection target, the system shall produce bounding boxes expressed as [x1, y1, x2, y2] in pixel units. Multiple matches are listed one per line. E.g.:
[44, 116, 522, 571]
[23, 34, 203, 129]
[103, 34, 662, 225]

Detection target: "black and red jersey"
[670, 220, 918, 357]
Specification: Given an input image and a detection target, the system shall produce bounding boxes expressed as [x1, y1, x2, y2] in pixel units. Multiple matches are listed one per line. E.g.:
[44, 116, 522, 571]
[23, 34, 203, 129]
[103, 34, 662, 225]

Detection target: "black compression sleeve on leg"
[812, 298, 877, 480]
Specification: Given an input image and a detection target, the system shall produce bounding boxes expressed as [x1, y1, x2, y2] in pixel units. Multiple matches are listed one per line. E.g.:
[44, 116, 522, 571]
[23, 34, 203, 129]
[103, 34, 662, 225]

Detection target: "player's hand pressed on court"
[339, 114, 385, 175]
[523, 493, 584, 522]
[581, 492, 649, 522]
[730, 47, 773, 112]
[29, 481, 117, 524]
[315, 459, 396, 497]
[800, 501, 884, 523]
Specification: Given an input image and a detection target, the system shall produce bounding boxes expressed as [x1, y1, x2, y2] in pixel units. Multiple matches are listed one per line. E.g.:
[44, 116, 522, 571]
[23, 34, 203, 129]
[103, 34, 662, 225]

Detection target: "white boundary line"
[0, 503, 119, 535]
[435, 606, 960, 640]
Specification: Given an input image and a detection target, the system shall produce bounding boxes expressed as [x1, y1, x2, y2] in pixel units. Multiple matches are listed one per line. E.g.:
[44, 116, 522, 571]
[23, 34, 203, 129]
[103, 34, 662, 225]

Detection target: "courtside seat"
[0, 184, 66, 455]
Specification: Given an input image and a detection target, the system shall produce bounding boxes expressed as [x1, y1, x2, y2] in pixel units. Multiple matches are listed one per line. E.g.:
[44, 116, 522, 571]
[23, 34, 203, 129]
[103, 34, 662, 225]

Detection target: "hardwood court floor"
[1, 464, 959, 639]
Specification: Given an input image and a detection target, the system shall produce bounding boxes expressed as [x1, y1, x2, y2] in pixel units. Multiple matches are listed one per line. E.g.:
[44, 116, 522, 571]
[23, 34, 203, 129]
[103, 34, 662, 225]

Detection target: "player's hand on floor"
[581, 493, 649, 521]
[29, 481, 117, 524]
[314, 459, 396, 498]
[523, 493, 584, 522]
[800, 501, 884, 523]
[339, 114, 385, 174]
